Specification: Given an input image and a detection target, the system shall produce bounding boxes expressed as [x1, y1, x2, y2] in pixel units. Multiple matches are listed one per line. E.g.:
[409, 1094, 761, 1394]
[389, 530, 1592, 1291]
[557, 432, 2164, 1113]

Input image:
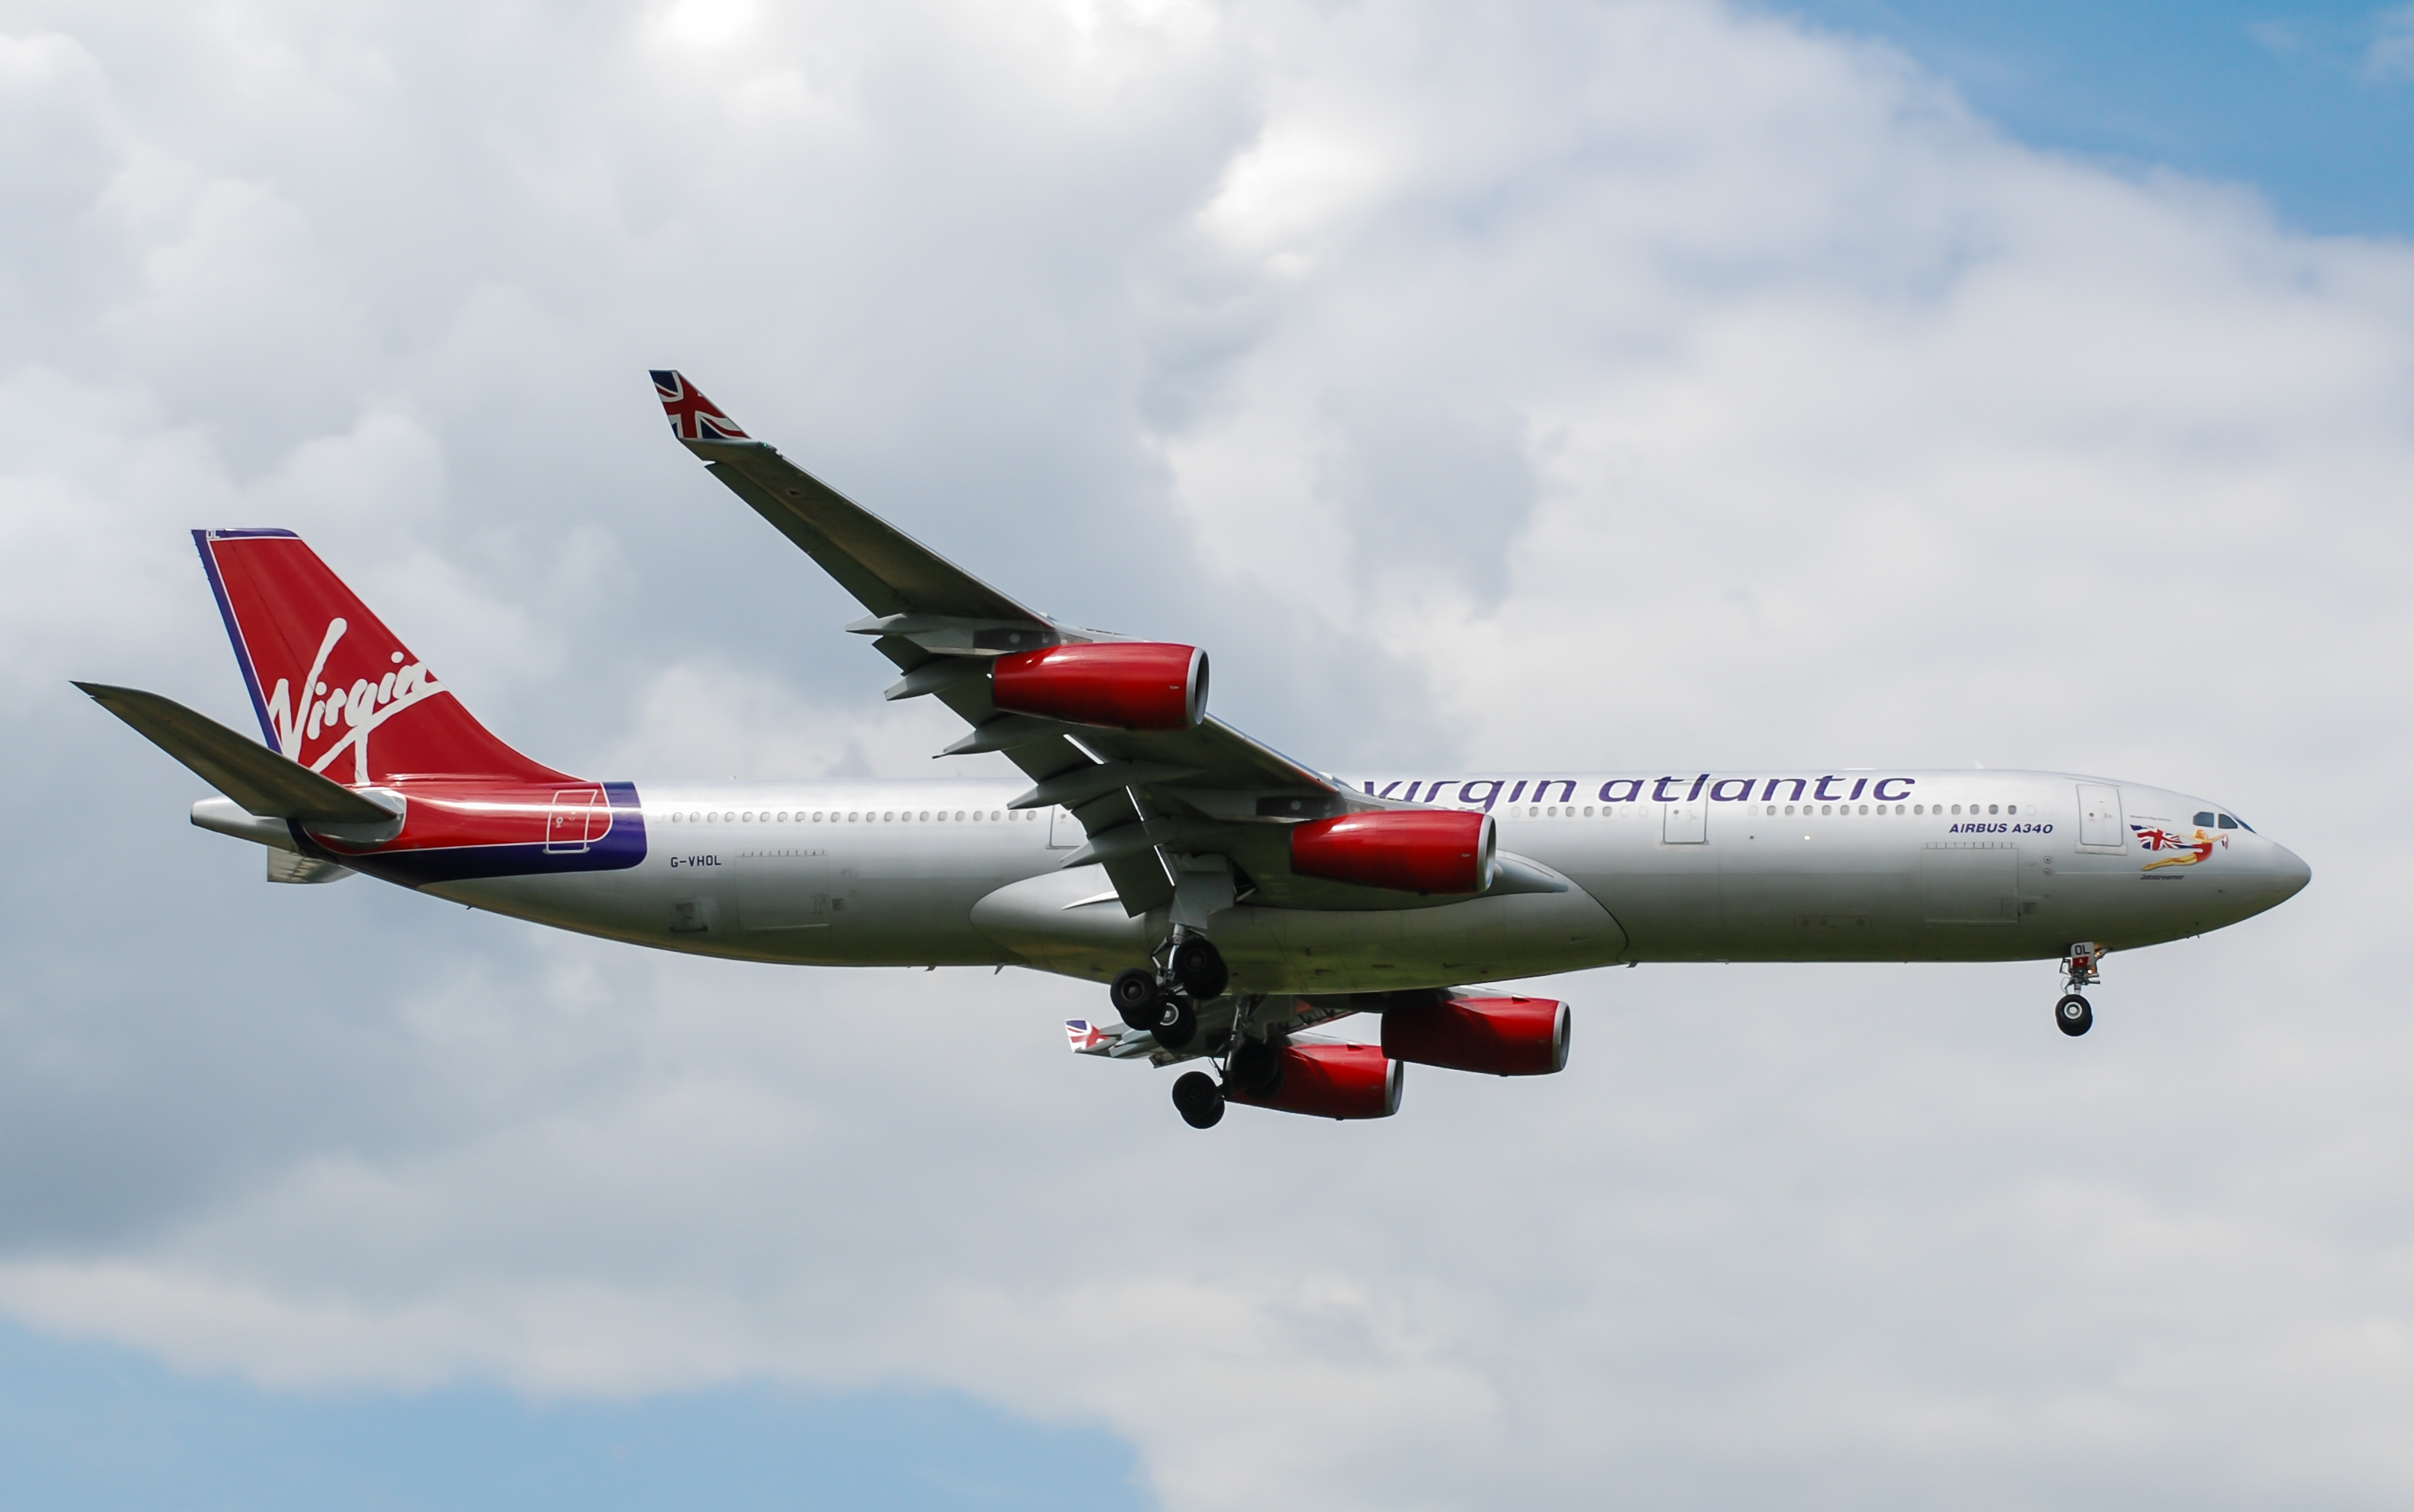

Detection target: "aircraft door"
[1663, 795, 1707, 844]
[2076, 783, 2127, 852]
[546, 787, 606, 852]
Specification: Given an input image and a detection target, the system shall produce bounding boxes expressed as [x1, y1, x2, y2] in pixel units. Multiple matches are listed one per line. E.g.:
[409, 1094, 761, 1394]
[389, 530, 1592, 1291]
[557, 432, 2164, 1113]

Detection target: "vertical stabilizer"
[194, 530, 567, 786]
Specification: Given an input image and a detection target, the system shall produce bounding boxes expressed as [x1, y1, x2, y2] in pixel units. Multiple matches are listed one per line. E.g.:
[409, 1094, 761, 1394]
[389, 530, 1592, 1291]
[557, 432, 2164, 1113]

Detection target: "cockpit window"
[2217, 813, 2241, 830]
[2193, 811, 2216, 827]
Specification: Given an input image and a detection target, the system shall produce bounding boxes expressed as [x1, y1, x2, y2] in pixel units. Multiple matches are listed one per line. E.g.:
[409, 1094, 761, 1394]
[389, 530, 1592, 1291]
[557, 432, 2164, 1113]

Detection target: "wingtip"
[650, 369, 750, 442]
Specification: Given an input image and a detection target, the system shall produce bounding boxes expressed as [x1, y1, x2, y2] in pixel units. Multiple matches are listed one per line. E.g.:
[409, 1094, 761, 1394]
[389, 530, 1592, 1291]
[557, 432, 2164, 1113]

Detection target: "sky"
[1, 2, 2411, 1509]
[1777, 2, 2414, 237]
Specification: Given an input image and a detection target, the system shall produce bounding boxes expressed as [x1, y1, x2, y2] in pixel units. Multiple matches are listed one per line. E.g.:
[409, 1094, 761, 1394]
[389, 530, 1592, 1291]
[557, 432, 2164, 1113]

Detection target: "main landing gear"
[1107, 933, 1231, 1055]
[1111, 967, 1196, 1049]
[1170, 1025, 1285, 1130]
[2055, 942, 2102, 1037]
[1172, 1070, 1224, 1129]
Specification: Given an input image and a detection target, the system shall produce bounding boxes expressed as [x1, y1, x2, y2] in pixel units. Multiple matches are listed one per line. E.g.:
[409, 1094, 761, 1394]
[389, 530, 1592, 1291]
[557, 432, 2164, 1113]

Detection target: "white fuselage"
[427, 769, 2310, 996]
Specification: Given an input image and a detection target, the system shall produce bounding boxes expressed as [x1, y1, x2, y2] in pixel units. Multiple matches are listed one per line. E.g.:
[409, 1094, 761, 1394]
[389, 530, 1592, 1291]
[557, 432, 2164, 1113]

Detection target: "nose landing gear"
[2055, 943, 2102, 1037]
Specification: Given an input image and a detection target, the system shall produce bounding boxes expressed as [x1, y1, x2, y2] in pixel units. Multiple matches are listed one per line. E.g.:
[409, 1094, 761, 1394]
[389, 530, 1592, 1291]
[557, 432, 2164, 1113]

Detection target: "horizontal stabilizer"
[76, 681, 399, 824]
[268, 849, 355, 883]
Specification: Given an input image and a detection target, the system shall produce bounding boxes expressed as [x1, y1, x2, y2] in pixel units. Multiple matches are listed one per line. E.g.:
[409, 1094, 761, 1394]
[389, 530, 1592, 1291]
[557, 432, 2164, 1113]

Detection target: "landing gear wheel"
[1170, 938, 1229, 1001]
[2055, 993, 2094, 1037]
[1225, 1037, 1283, 1099]
[1110, 967, 1162, 1029]
[1172, 1071, 1224, 1129]
[1152, 997, 1199, 1052]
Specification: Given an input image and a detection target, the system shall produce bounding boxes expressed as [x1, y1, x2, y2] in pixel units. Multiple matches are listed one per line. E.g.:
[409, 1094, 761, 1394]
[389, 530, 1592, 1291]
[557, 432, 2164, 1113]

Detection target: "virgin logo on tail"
[262, 617, 445, 784]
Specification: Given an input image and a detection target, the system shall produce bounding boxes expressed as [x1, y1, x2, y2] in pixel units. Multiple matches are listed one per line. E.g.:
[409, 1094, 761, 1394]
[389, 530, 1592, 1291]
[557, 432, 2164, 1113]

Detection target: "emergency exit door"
[2076, 783, 2126, 852]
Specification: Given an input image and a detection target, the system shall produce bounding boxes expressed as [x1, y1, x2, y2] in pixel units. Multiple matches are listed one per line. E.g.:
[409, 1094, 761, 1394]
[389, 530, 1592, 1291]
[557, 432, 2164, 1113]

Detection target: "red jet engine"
[991, 643, 1207, 731]
[1289, 810, 1497, 895]
[1382, 996, 1570, 1076]
[1225, 1044, 1404, 1120]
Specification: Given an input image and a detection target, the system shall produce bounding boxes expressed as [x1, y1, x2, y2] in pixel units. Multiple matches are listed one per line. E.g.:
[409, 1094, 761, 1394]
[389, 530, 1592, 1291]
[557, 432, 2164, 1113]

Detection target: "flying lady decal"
[2134, 822, 2224, 872]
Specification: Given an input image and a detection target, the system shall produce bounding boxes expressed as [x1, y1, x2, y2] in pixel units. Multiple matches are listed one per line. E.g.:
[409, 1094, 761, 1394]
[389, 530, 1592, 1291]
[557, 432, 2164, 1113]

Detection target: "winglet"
[649, 370, 750, 442]
[1065, 1019, 1116, 1056]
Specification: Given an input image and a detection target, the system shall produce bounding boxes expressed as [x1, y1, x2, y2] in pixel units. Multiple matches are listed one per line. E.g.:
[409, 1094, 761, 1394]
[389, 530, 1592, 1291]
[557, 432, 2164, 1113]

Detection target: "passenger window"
[2193, 810, 2216, 827]
[2217, 813, 2239, 829]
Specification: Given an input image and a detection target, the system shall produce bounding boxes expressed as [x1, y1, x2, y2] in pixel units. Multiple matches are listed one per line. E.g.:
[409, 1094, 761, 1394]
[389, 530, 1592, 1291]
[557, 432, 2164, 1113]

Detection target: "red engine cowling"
[1225, 1044, 1404, 1120]
[1382, 996, 1570, 1076]
[1289, 810, 1496, 895]
[990, 642, 1206, 731]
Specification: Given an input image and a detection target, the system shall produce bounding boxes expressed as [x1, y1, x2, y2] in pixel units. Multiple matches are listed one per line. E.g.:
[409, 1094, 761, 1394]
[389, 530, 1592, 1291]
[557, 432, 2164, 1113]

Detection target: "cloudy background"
[2, 0, 2410, 1506]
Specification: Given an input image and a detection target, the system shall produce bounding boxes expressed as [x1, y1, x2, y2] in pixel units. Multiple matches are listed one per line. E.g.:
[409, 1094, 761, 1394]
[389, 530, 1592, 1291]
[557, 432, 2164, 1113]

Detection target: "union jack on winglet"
[649, 370, 749, 442]
[1065, 1019, 1115, 1054]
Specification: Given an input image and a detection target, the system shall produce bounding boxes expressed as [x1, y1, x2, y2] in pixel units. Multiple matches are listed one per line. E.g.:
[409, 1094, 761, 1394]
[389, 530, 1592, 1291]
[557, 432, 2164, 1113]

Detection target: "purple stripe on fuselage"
[294, 781, 649, 886]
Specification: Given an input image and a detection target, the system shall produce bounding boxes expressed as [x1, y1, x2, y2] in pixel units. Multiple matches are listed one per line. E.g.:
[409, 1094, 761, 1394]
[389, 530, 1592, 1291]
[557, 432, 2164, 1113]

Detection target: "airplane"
[77, 371, 2313, 1130]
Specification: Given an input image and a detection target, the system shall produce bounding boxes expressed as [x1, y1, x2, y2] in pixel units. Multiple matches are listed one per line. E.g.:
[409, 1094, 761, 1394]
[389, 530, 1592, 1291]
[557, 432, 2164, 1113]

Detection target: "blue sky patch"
[1773, 2, 2414, 237]
[0, 1323, 1152, 1512]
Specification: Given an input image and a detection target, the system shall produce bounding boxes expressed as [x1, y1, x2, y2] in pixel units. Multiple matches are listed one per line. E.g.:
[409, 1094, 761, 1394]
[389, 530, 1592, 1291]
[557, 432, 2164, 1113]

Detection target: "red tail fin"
[195, 530, 568, 786]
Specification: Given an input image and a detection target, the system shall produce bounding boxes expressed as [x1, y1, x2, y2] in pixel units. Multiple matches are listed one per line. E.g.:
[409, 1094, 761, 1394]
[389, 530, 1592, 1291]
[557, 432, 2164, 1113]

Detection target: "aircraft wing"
[651, 371, 1405, 916]
[651, 372, 1042, 626]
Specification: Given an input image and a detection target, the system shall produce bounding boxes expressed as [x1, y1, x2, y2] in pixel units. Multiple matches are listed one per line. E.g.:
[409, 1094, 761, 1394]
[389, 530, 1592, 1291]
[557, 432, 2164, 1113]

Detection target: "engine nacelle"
[1225, 1044, 1404, 1120]
[990, 642, 1207, 731]
[1382, 996, 1570, 1076]
[1289, 810, 1497, 895]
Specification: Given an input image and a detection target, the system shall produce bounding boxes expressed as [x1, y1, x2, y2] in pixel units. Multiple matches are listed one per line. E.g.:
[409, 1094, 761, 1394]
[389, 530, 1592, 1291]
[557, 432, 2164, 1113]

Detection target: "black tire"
[1153, 997, 1198, 1052]
[1172, 1071, 1224, 1129]
[1170, 938, 1230, 1001]
[1110, 967, 1161, 1028]
[2055, 993, 2094, 1037]
[1225, 1037, 1283, 1098]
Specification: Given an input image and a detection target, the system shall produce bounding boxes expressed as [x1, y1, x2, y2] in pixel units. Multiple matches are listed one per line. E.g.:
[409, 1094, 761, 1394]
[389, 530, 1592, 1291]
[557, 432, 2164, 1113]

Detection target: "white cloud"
[2367, 6, 2414, 81]
[3, 1, 2412, 1509]
[659, 0, 757, 49]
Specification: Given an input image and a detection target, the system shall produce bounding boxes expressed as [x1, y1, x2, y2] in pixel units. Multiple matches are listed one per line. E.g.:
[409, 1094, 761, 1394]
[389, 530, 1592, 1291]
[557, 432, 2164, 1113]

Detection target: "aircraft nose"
[2269, 842, 2311, 901]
